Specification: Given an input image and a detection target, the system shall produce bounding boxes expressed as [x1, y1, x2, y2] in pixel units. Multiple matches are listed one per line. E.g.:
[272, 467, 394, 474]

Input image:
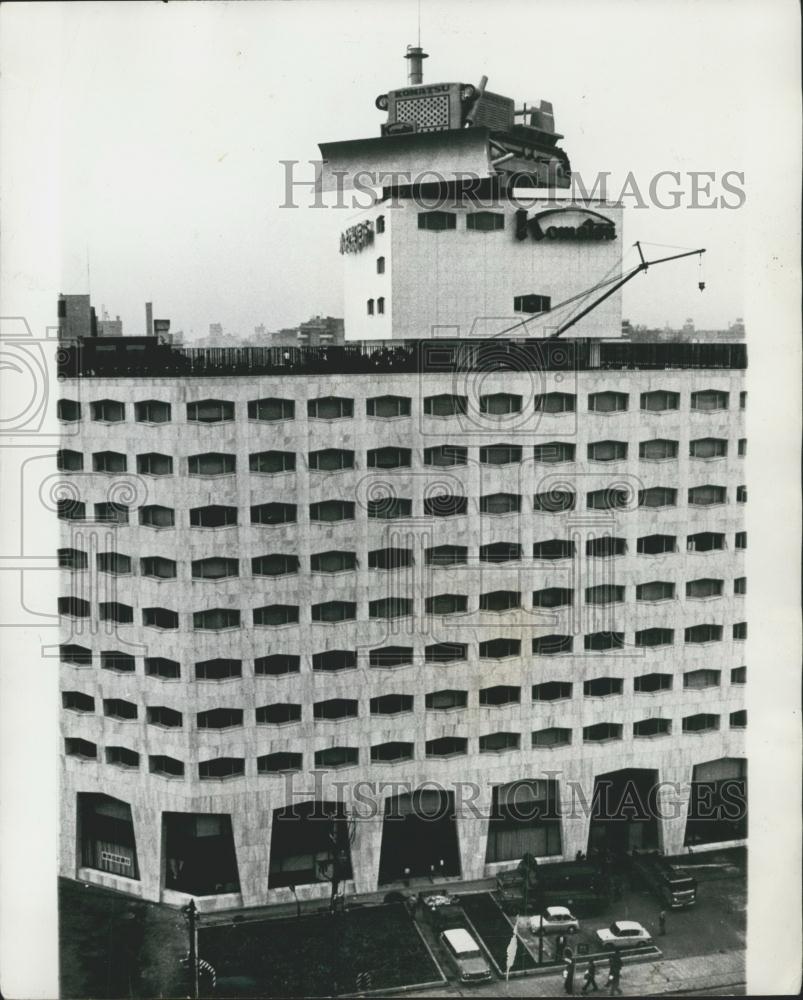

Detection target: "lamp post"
[183, 899, 199, 1000]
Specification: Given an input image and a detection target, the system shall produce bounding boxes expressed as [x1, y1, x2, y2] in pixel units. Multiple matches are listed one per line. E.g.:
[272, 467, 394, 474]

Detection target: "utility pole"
[184, 899, 199, 1000]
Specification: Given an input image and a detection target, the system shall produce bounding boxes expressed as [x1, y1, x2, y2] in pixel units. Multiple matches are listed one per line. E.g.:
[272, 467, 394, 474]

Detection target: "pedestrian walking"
[581, 957, 599, 993]
[659, 909, 667, 935]
[563, 958, 575, 995]
[607, 952, 623, 996]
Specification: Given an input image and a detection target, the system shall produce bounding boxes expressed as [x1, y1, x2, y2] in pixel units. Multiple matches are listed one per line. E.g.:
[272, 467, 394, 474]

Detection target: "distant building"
[97, 316, 123, 338]
[57, 294, 97, 342]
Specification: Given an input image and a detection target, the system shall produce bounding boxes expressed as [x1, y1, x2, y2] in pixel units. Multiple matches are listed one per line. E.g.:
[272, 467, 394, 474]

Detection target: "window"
[426, 544, 467, 565]
[252, 502, 296, 525]
[367, 395, 410, 418]
[376, 256, 385, 274]
[480, 732, 521, 753]
[690, 438, 727, 459]
[639, 439, 678, 460]
[423, 444, 467, 466]
[98, 602, 132, 624]
[308, 396, 353, 419]
[258, 752, 302, 773]
[370, 694, 413, 715]
[479, 686, 521, 707]
[532, 728, 571, 748]
[97, 552, 131, 575]
[195, 658, 242, 680]
[691, 389, 728, 411]
[101, 651, 135, 672]
[426, 594, 467, 615]
[738, 438, 746, 456]
[635, 627, 674, 647]
[187, 399, 234, 423]
[479, 493, 520, 515]
[369, 548, 413, 570]
[634, 672, 672, 693]
[188, 453, 236, 476]
[532, 682, 573, 702]
[57, 449, 83, 472]
[103, 698, 138, 721]
[583, 678, 623, 697]
[371, 742, 414, 763]
[147, 706, 182, 728]
[740, 390, 747, 409]
[583, 723, 622, 742]
[686, 578, 723, 599]
[65, 738, 97, 760]
[149, 755, 184, 777]
[480, 542, 522, 563]
[425, 642, 467, 663]
[94, 501, 129, 524]
[92, 451, 127, 474]
[91, 400, 125, 422]
[734, 576, 746, 595]
[367, 298, 374, 315]
[584, 632, 624, 651]
[198, 708, 243, 730]
[311, 550, 357, 573]
[256, 703, 301, 725]
[682, 714, 720, 733]
[375, 215, 385, 233]
[199, 758, 245, 780]
[248, 397, 294, 421]
[533, 539, 575, 560]
[586, 584, 625, 605]
[480, 393, 522, 415]
[634, 718, 671, 738]
[532, 634, 573, 654]
[684, 623, 723, 643]
[639, 487, 677, 508]
[733, 621, 747, 640]
[533, 490, 575, 512]
[587, 487, 628, 510]
[143, 607, 179, 630]
[588, 440, 627, 462]
[736, 485, 747, 503]
[377, 297, 385, 315]
[638, 534, 677, 555]
[193, 557, 240, 579]
[586, 536, 627, 557]
[731, 666, 746, 684]
[309, 448, 354, 471]
[480, 590, 521, 612]
[730, 710, 747, 728]
[370, 597, 413, 619]
[480, 443, 522, 465]
[418, 210, 456, 231]
[254, 605, 298, 627]
[137, 453, 173, 476]
[254, 652, 300, 676]
[145, 657, 180, 679]
[479, 638, 521, 658]
[135, 400, 171, 423]
[368, 447, 411, 469]
[467, 211, 505, 231]
[369, 646, 412, 668]
[59, 548, 88, 570]
[314, 747, 359, 769]
[636, 581, 675, 602]
[532, 587, 573, 608]
[190, 505, 237, 528]
[311, 601, 356, 623]
[58, 399, 81, 421]
[314, 699, 358, 721]
[640, 390, 679, 412]
[426, 737, 467, 758]
[426, 690, 467, 710]
[533, 442, 575, 463]
[63, 691, 95, 713]
[424, 394, 468, 417]
[368, 496, 413, 520]
[515, 293, 554, 314]
[194, 609, 241, 630]
[687, 531, 726, 552]
[589, 391, 628, 412]
[425, 494, 467, 517]
[251, 554, 297, 577]
[534, 392, 575, 413]
[688, 485, 727, 506]
[57, 498, 85, 521]
[684, 669, 721, 689]
[139, 504, 174, 528]
[310, 500, 354, 522]
[735, 531, 747, 549]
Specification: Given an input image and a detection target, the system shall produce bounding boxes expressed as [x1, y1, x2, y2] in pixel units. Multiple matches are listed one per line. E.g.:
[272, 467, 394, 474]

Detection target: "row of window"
[56, 438, 747, 474]
[65, 711, 748, 772]
[57, 389, 747, 424]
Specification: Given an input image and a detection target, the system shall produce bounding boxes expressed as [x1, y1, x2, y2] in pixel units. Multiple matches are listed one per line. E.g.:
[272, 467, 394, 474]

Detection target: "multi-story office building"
[57, 50, 746, 911]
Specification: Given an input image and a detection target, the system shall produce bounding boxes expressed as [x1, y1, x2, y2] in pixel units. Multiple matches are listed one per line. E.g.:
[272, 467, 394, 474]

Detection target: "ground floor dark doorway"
[587, 768, 660, 856]
[78, 793, 139, 879]
[684, 758, 747, 846]
[485, 779, 561, 862]
[268, 800, 354, 890]
[163, 813, 240, 895]
[378, 790, 460, 884]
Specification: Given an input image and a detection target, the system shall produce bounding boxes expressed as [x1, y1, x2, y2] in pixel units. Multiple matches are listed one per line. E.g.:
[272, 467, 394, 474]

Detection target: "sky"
[4, 0, 797, 337]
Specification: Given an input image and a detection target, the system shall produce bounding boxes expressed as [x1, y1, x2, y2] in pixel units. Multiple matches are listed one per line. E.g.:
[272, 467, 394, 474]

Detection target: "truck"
[496, 854, 613, 916]
[630, 852, 697, 908]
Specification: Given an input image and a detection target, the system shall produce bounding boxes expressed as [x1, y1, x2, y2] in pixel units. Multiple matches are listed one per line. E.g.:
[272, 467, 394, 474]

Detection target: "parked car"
[439, 927, 493, 982]
[527, 906, 580, 935]
[596, 920, 652, 949]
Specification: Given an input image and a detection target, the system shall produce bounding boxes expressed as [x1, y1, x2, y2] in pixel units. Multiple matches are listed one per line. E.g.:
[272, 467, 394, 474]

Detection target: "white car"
[596, 920, 652, 949]
[439, 928, 493, 983]
[526, 906, 580, 935]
